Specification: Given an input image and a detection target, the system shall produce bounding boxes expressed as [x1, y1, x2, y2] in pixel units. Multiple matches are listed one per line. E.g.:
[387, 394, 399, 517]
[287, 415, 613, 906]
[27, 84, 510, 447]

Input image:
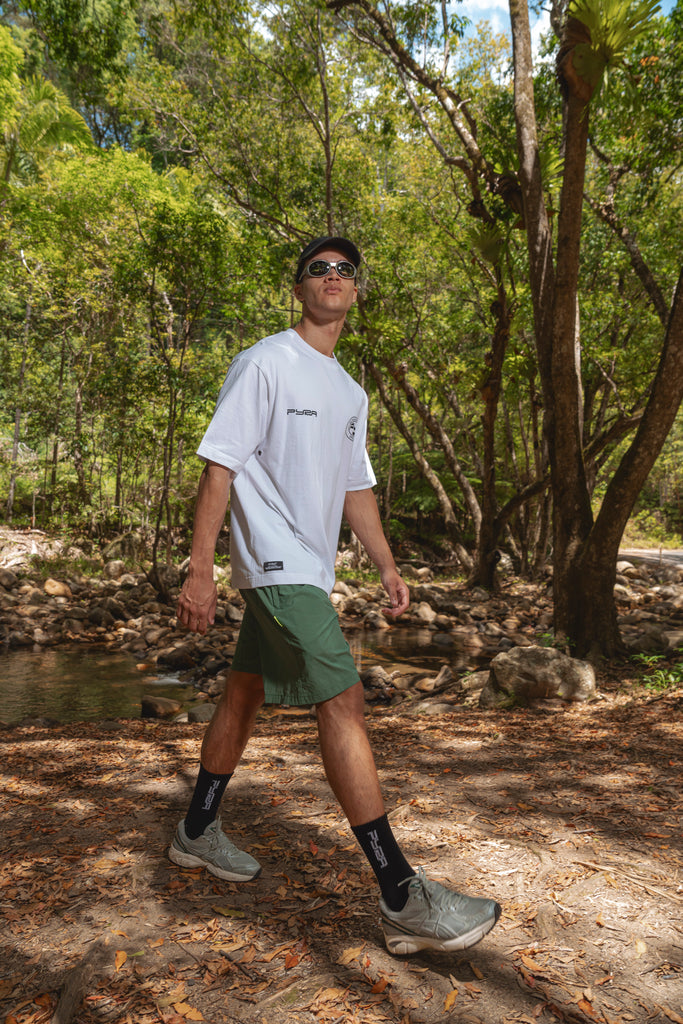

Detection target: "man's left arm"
[343, 488, 410, 618]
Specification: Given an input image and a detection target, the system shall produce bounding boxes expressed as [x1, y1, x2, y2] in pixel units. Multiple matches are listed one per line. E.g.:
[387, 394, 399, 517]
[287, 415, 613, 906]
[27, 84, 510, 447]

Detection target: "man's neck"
[294, 315, 345, 358]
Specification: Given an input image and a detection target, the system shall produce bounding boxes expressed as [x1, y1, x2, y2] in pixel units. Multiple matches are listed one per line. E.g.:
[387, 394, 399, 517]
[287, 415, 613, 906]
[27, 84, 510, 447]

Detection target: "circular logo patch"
[345, 416, 357, 441]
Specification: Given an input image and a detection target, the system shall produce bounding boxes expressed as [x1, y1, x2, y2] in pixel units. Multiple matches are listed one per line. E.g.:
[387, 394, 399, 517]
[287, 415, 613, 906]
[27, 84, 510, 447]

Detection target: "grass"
[631, 650, 683, 692]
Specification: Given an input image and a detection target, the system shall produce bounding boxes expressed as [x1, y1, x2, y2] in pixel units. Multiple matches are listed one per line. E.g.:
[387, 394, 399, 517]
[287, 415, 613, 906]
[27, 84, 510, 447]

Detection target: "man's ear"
[293, 282, 304, 303]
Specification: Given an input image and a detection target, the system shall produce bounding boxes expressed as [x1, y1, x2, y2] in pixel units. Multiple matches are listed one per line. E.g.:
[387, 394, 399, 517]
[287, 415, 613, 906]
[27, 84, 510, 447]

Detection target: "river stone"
[362, 610, 391, 629]
[479, 645, 596, 709]
[88, 606, 116, 627]
[415, 601, 437, 624]
[44, 577, 72, 598]
[156, 643, 197, 670]
[104, 559, 127, 579]
[188, 702, 216, 723]
[0, 568, 18, 589]
[141, 695, 183, 718]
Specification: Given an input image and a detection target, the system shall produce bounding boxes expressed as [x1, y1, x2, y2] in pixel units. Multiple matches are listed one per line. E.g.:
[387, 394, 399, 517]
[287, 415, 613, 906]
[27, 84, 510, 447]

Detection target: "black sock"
[352, 814, 416, 911]
[183, 765, 233, 840]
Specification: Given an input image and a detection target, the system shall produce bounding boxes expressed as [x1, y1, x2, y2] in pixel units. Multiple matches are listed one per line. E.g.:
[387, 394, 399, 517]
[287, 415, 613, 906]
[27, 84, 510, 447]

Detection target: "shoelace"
[401, 868, 460, 911]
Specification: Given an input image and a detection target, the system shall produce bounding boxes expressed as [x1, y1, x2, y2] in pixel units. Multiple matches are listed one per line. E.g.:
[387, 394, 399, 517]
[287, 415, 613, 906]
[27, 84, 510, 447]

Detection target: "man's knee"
[222, 670, 265, 710]
[315, 679, 365, 723]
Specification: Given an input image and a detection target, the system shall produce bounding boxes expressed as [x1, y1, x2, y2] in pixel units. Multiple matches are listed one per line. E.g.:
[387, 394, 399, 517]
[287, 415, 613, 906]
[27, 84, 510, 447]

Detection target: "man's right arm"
[176, 461, 235, 634]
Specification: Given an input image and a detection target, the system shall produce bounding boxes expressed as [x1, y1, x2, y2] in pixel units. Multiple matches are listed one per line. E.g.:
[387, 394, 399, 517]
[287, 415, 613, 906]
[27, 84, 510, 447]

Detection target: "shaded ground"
[1, 680, 682, 1024]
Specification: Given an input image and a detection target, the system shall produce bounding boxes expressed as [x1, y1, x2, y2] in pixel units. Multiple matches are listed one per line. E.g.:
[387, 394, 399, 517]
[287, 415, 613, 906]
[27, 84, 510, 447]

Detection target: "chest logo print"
[345, 416, 357, 441]
[287, 408, 318, 417]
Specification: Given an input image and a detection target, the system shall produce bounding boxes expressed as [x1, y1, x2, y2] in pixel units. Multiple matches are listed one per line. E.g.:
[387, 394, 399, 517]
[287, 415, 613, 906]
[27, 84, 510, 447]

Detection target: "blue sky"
[457, 0, 676, 51]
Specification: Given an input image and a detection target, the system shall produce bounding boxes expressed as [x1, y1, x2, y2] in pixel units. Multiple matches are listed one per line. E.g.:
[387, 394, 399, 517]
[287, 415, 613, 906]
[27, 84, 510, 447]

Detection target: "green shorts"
[230, 584, 359, 706]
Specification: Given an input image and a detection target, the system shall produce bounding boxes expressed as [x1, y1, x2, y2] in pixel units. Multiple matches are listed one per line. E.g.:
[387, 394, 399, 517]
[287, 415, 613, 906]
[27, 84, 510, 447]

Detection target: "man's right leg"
[168, 670, 264, 881]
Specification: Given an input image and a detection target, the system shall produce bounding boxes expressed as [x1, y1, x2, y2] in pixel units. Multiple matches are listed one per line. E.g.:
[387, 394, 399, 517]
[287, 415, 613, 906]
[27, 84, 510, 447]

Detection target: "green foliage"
[570, 0, 662, 98]
[631, 650, 683, 691]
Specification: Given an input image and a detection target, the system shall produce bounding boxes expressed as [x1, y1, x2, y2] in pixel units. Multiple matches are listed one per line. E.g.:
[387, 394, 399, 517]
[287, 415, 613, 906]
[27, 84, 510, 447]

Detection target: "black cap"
[295, 236, 361, 282]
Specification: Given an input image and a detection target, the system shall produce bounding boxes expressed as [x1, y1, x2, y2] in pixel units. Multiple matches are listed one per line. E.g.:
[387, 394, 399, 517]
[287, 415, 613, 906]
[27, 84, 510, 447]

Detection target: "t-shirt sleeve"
[346, 392, 377, 491]
[196, 356, 270, 473]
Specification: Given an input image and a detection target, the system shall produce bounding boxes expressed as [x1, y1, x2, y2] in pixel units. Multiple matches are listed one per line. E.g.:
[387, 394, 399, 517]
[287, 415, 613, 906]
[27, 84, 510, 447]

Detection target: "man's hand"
[380, 566, 410, 618]
[177, 575, 218, 634]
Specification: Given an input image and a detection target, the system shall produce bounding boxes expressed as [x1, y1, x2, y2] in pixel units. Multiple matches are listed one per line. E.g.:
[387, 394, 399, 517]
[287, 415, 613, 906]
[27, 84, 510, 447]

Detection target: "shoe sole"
[168, 844, 261, 882]
[383, 906, 501, 955]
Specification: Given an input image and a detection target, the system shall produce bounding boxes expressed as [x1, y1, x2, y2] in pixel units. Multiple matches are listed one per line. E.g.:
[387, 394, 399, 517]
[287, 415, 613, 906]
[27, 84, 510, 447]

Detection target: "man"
[168, 236, 501, 955]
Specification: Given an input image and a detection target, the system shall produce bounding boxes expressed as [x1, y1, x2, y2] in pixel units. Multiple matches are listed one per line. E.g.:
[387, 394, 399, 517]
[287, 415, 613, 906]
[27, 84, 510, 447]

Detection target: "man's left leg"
[315, 681, 413, 908]
[316, 681, 501, 954]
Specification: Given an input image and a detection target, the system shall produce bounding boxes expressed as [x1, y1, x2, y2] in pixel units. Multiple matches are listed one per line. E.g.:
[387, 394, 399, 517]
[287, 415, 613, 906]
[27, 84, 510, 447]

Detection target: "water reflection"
[0, 627, 479, 725]
[0, 646, 192, 725]
[348, 626, 476, 675]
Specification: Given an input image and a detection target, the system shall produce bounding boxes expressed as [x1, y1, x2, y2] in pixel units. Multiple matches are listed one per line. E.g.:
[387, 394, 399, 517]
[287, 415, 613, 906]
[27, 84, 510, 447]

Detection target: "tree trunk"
[7, 296, 31, 522]
[568, 267, 683, 656]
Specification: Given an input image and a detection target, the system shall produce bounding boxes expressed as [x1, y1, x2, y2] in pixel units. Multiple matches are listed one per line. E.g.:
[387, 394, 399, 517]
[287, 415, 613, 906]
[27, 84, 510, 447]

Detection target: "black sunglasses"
[300, 258, 357, 281]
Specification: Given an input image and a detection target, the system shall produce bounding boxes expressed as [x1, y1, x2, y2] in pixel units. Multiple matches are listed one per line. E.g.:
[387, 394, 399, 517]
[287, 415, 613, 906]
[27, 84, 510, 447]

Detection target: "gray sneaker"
[380, 868, 501, 954]
[168, 816, 261, 881]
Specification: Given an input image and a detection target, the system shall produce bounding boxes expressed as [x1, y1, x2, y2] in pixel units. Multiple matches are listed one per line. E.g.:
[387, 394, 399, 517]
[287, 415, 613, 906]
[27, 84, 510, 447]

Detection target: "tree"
[331, 0, 683, 657]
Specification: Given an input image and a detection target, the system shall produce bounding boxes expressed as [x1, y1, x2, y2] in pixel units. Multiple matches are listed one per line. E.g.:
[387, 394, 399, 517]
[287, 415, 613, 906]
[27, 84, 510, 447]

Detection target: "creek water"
[0, 627, 478, 725]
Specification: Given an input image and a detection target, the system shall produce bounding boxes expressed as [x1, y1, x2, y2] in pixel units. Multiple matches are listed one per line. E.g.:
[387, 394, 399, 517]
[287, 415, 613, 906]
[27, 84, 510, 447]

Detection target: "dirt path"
[1, 683, 682, 1024]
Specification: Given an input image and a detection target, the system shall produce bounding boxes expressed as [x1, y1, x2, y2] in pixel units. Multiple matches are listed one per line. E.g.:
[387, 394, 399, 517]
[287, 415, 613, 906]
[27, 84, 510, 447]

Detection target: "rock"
[479, 645, 596, 709]
[141, 695, 183, 718]
[0, 568, 18, 589]
[662, 629, 683, 651]
[103, 560, 127, 579]
[102, 597, 128, 620]
[156, 644, 197, 670]
[361, 665, 393, 686]
[88, 607, 116, 627]
[224, 603, 244, 623]
[332, 580, 353, 597]
[44, 578, 72, 599]
[415, 601, 437, 624]
[188, 702, 216, 723]
[410, 701, 453, 716]
[362, 610, 391, 629]
[460, 669, 489, 693]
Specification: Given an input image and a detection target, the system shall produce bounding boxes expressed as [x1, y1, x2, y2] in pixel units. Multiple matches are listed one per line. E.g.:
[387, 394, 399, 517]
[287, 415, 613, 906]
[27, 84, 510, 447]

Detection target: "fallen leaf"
[658, 1006, 683, 1024]
[635, 939, 648, 958]
[315, 987, 348, 1003]
[309, 840, 318, 855]
[577, 998, 595, 1017]
[371, 977, 389, 994]
[445, 989, 458, 1010]
[284, 952, 300, 969]
[261, 943, 292, 963]
[211, 905, 245, 918]
[337, 945, 364, 966]
[115, 950, 127, 971]
[173, 1002, 204, 1020]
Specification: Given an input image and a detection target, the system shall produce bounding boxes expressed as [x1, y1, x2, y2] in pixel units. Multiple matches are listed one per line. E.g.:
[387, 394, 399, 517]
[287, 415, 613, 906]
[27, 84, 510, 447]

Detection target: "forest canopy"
[1, 0, 682, 656]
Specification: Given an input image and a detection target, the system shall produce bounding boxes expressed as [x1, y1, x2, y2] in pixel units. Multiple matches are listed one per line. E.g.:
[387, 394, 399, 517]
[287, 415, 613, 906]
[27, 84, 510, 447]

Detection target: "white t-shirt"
[197, 328, 376, 594]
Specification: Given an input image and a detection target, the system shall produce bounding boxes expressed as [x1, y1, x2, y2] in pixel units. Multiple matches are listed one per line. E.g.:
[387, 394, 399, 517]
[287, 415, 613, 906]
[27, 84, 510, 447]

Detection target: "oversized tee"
[196, 328, 376, 594]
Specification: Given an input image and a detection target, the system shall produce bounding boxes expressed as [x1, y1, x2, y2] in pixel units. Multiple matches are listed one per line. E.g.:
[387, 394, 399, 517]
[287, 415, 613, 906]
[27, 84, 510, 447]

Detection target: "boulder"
[0, 568, 18, 589]
[479, 645, 596, 709]
[103, 560, 127, 579]
[415, 601, 437, 624]
[44, 578, 72, 599]
[141, 695, 183, 718]
[188, 702, 216, 723]
[156, 643, 197, 670]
